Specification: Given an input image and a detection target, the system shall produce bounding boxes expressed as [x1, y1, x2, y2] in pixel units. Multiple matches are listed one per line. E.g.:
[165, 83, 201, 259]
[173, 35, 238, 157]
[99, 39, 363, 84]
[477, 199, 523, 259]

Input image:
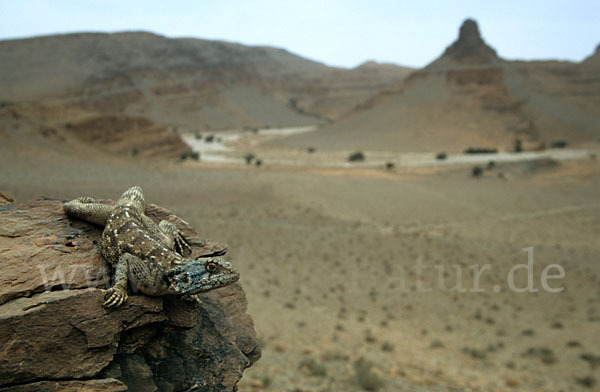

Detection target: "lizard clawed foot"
[103, 286, 128, 308]
[182, 294, 203, 305]
[174, 232, 192, 257]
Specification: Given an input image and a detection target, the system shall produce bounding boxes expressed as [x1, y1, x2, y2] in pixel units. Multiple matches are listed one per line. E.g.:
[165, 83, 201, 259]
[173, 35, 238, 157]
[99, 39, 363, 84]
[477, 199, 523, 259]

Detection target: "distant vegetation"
[348, 151, 366, 162]
[464, 147, 498, 154]
[179, 151, 200, 161]
[514, 139, 523, 152]
[551, 140, 568, 149]
[353, 357, 384, 391]
[385, 162, 395, 170]
[244, 153, 256, 165]
[472, 166, 484, 177]
[307, 147, 316, 153]
[436, 152, 447, 160]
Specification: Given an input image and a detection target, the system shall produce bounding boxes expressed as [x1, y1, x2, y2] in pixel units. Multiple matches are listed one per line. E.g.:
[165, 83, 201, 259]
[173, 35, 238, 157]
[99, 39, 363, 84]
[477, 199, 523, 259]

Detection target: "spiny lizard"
[63, 186, 239, 307]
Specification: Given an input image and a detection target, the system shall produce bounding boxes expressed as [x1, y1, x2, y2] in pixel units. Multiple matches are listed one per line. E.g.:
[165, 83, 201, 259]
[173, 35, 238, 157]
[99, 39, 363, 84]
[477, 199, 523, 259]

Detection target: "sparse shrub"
[255, 159, 263, 167]
[205, 134, 215, 143]
[472, 166, 484, 177]
[322, 351, 349, 361]
[381, 342, 395, 352]
[260, 374, 272, 388]
[353, 357, 384, 391]
[576, 376, 597, 388]
[385, 162, 395, 170]
[436, 152, 447, 160]
[523, 347, 556, 365]
[348, 151, 366, 162]
[514, 139, 523, 152]
[364, 329, 377, 343]
[307, 147, 316, 153]
[194, 132, 202, 140]
[189, 151, 200, 161]
[464, 147, 497, 154]
[487, 160, 495, 170]
[551, 140, 568, 149]
[284, 301, 295, 309]
[430, 339, 444, 349]
[244, 153, 256, 165]
[299, 358, 327, 377]
[580, 353, 600, 369]
[131, 147, 139, 156]
[462, 346, 487, 360]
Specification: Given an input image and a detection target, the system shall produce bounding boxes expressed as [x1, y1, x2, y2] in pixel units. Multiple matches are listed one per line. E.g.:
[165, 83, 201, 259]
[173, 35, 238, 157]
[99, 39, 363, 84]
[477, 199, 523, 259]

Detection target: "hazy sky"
[1, 0, 598, 68]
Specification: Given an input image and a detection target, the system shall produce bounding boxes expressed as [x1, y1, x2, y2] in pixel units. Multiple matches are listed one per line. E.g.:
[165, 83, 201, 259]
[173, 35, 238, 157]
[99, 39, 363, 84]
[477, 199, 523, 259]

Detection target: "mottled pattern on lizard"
[63, 186, 239, 307]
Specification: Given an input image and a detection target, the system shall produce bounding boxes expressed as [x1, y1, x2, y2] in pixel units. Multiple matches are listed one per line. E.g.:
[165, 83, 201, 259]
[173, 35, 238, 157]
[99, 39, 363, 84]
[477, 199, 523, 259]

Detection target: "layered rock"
[0, 198, 260, 391]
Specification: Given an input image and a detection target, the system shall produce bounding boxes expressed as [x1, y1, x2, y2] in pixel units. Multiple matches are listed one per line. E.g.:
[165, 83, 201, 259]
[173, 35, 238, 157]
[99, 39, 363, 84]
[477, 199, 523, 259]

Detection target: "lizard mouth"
[179, 272, 240, 294]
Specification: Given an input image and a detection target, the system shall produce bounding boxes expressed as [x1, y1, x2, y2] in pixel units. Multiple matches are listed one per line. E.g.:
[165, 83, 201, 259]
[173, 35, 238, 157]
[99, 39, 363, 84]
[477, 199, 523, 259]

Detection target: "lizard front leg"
[103, 253, 132, 308]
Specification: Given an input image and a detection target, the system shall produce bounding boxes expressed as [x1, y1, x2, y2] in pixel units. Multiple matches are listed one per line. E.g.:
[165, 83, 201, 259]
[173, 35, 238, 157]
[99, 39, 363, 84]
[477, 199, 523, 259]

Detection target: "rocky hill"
[0, 31, 411, 131]
[279, 19, 600, 153]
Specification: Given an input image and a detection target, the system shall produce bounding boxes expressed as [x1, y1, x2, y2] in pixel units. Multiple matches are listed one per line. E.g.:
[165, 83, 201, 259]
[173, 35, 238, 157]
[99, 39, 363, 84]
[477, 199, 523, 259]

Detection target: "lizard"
[63, 186, 239, 308]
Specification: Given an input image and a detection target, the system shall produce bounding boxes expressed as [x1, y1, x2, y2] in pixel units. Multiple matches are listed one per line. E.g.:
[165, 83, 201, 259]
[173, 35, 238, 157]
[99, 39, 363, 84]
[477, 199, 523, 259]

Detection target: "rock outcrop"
[0, 198, 260, 391]
[427, 18, 500, 70]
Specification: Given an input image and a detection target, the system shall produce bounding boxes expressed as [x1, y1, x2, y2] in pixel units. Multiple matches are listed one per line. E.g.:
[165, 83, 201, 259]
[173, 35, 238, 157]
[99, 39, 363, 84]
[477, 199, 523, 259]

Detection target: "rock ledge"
[0, 198, 260, 391]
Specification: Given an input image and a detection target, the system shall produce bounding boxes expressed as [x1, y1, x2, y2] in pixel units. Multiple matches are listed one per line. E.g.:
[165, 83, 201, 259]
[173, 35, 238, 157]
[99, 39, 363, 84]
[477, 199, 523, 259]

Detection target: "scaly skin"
[64, 186, 239, 307]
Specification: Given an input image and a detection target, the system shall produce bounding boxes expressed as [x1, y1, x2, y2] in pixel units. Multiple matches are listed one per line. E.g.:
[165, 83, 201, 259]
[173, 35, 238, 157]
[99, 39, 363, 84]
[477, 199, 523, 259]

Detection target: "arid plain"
[1, 19, 600, 392]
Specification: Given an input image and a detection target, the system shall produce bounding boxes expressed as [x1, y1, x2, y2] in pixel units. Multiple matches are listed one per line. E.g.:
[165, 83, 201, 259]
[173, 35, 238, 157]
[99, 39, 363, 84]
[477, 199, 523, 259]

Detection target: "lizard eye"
[206, 262, 217, 273]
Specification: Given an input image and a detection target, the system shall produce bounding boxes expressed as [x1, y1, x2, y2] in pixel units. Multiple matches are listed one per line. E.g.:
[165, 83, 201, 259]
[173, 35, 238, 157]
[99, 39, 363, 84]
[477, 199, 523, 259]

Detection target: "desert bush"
[576, 376, 597, 388]
[430, 339, 444, 349]
[205, 134, 215, 143]
[464, 147, 497, 154]
[189, 151, 200, 161]
[436, 152, 447, 160]
[353, 357, 384, 391]
[244, 153, 256, 165]
[487, 160, 495, 170]
[131, 147, 139, 156]
[385, 162, 395, 170]
[472, 166, 483, 177]
[523, 347, 556, 365]
[307, 146, 316, 153]
[462, 346, 487, 360]
[194, 132, 202, 140]
[551, 140, 568, 148]
[255, 159, 263, 167]
[514, 139, 523, 152]
[380, 342, 395, 352]
[298, 358, 327, 377]
[348, 151, 366, 162]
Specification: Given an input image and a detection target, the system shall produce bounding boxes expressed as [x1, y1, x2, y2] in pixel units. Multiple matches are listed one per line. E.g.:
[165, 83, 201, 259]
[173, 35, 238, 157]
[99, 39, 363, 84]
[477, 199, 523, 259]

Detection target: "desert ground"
[2, 126, 599, 392]
[1, 20, 599, 391]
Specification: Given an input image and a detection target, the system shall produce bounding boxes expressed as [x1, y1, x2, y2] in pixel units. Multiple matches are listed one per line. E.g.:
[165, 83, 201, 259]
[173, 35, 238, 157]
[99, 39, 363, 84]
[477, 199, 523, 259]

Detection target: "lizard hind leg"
[158, 220, 192, 257]
[116, 186, 146, 214]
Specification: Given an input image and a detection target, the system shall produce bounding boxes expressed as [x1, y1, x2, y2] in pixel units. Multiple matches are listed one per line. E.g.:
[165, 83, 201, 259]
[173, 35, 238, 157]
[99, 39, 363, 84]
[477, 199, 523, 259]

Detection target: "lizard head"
[164, 257, 240, 294]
